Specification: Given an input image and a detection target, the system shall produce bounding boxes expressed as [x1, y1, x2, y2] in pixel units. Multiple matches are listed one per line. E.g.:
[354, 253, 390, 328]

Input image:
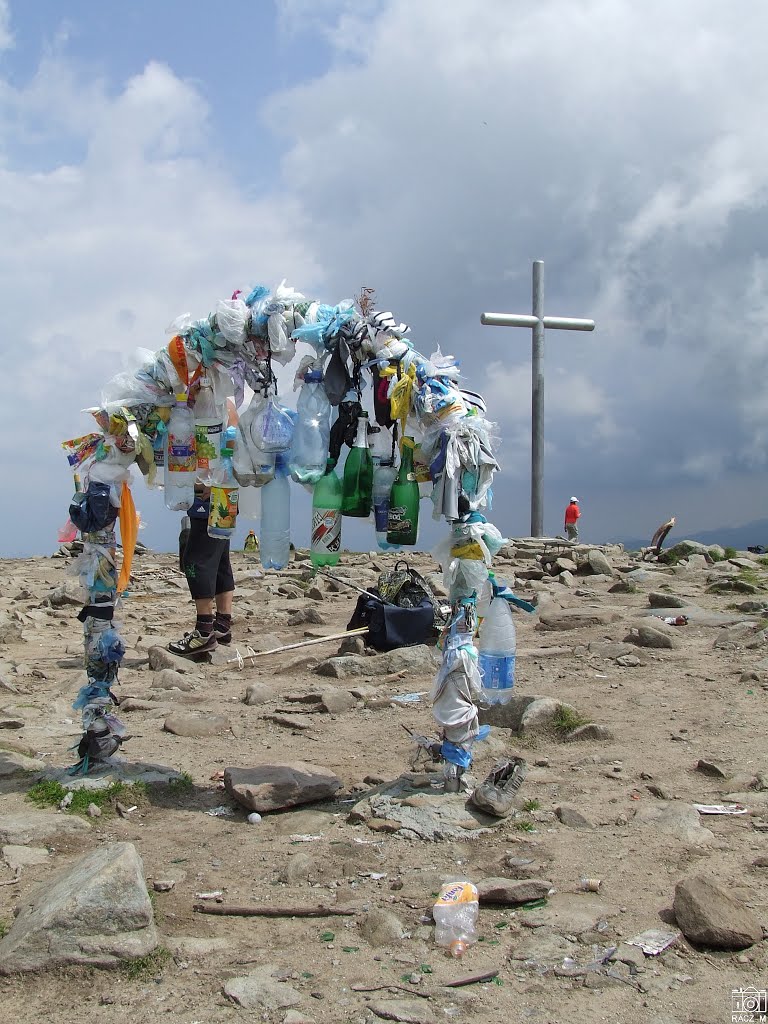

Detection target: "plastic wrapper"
[215, 298, 249, 346]
[251, 396, 294, 453]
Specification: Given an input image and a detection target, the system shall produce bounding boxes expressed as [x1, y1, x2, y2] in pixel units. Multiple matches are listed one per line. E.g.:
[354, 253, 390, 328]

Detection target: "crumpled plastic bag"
[215, 298, 249, 346]
[250, 396, 294, 453]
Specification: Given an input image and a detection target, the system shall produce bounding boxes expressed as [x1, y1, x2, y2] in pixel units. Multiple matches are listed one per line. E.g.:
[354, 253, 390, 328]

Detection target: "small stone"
[477, 878, 553, 904]
[616, 654, 641, 668]
[534, 758, 550, 768]
[695, 759, 728, 779]
[153, 879, 175, 892]
[244, 683, 276, 706]
[555, 805, 594, 829]
[307, 587, 324, 602]
[151, 669, 196, 692]
[360, 907, 406, 946]
[224, 763, 341, 814]
[87, 803, 102, 818]
[624, 625, 679, 650]
[565, 724, 615, 742]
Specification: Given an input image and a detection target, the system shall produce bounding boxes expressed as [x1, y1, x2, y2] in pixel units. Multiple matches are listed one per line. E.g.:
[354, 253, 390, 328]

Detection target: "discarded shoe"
[167, 629, 217, 659]
[470, 757, 527, 818]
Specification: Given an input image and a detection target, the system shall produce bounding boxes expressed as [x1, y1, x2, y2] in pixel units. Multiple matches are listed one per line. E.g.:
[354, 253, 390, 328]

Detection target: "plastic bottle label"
[312, 508, 341, 552]
[167, 435, 195, 472]
[387, 505, 414, 535]
[479, 653, 516, 690]
[373, 497, 389, 533]
[195, 422, 222, 469]
[208, 485, 239, 531]
[434, 881, 479, 906]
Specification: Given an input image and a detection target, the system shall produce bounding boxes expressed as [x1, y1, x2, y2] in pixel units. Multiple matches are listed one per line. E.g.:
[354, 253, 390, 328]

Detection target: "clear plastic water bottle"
[193, 376, 223, 483]
[372, 458, 400, 551]
[208, 442, 239, 540]
[290, 370, 331, 485]
[260, 453, 291, 570]
[478, 597, 516, 704]
[433, 881, 479, 958]
[164, 394, 196, 511]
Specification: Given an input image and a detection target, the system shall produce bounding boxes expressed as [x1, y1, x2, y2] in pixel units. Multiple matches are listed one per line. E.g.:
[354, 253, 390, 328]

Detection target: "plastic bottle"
[478, 597, 517, 703]
[341, 412, 373, 517]
[208, 442, 239, 539]
[260, 453, 291, 569]
[164, 393, 196, 511]
[432, 880, 479, 958]
[372, 459, 400, 551]
[238, 485, 262, 521]
[311, 460, 342, 567]
[387, 436, 420, 545]
[290, 370, 331, 485]
[193, 376, 223, 483]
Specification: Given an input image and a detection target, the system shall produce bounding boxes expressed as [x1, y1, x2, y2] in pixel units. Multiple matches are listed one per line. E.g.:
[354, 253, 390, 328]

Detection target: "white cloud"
[0, 0, 12, 52]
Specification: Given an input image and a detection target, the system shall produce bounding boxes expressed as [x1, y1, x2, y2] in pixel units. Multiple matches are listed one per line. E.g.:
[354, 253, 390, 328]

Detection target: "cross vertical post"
[481, 260, 595, 537]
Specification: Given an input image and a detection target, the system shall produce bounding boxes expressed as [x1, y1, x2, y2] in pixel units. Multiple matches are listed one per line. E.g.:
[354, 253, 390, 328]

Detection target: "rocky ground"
[0, 538, 767, 1024]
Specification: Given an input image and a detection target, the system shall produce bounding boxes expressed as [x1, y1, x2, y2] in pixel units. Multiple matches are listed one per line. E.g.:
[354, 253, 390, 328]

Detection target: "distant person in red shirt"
[564, 497, 580, 542]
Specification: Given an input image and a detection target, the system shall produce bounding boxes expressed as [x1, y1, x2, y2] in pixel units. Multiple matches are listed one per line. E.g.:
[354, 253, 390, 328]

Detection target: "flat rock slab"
[224, 762, 341, 813]
[369, 999, 437, 1023]
[633, 802, 714, 848]
[223, 966, 303, 1010]
[315, 645, 440, 680]
[0, 841, 158, 973]
[151, 669, 197, 692]
[674, 875, 763, 950]
[0, 750, 47, 777]
[41, 759, 184, 790]
[0, 812, 91, 845]
[350, 776, 504, 841]
[2, 845, 50, 869]
[636, 606, 753, 626]
[163, 713, 231, 738]
[537, 608, 622, 631]
[516, 892, 621, 935]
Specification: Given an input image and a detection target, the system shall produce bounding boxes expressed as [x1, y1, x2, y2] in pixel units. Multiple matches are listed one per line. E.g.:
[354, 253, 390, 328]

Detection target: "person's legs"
[169, 521, 221, 657]
[212, 542, 235, 644]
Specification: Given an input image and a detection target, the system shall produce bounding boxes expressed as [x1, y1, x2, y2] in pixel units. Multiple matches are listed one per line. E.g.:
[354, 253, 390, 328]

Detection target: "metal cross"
[481, 260, 595, 537]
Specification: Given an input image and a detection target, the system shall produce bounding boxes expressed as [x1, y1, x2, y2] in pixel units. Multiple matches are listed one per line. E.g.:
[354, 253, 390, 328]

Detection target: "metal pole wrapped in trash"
[430, 607, 485, 792]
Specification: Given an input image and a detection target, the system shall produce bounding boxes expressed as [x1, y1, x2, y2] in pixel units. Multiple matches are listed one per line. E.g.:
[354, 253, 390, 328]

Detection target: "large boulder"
[0, 842, 158, 973]
[224, 762, 341, 813]
[673, 876, 763, 950]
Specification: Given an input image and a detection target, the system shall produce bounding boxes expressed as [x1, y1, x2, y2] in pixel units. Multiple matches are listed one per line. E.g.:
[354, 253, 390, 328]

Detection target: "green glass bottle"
[387, 436, 420, 545]
[341, 413, 373, 517]
[311, 460, 342, 567]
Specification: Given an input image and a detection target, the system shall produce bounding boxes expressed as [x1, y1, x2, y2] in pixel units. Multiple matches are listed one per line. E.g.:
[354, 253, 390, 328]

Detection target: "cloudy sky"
[2, 0, 767, 558]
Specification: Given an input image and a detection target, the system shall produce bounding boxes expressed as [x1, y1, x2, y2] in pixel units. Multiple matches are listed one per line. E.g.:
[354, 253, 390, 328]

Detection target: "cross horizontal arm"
[542, 316, 595, 332]
[480, 312, 595, 332]
[480, 313, 538, 328]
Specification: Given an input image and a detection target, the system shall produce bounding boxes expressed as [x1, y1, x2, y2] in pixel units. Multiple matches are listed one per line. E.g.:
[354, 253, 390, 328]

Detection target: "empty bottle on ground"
[290, 370, 331, 485]
[433, 880, 479, 958]
[478, 597, 516, 704]
[341, 412, 373, 517]
[311, 460, 342, 567]
[164, 393, 196, 511]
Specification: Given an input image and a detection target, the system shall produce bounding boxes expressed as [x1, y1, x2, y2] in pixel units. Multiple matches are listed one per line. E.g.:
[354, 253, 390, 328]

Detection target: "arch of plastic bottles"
[62, 280, 526, 778]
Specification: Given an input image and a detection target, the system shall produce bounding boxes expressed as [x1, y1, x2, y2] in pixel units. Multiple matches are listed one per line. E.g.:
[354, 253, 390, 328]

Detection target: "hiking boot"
[167, 629, 217, 660]
[469, 757, 527, 818]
